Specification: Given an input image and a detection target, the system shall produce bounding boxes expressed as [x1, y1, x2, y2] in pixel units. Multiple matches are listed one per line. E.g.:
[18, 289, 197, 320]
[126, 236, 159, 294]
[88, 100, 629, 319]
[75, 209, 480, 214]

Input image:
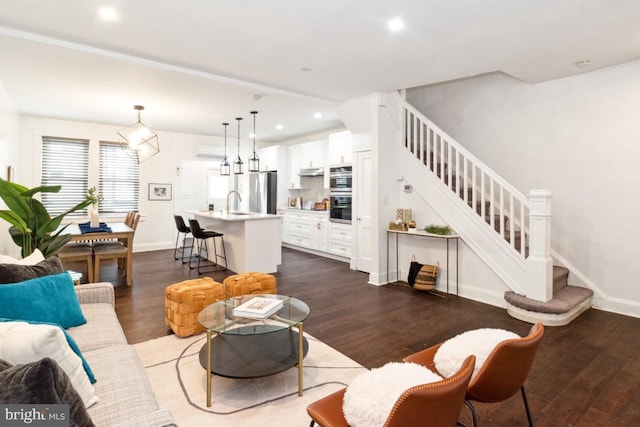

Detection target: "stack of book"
[232, 297, 283, 319]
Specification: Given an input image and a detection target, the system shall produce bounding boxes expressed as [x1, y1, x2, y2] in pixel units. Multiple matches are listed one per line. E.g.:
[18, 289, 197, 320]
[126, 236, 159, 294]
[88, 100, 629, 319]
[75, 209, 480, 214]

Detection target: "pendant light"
[117, 105, 159, 163]
[248, 111, 260, 172]
[233, 117, 244, 175]
[220, 122, 230, 176]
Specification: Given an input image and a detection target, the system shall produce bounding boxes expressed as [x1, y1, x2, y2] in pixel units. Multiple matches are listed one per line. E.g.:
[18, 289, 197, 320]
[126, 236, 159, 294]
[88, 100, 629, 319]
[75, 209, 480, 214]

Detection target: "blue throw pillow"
[0, 272, 87, 329]
[0, 318, 95, 384]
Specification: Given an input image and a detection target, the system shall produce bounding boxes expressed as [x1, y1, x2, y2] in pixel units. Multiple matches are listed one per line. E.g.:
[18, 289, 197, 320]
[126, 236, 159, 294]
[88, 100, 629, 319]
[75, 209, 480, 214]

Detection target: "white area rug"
[134, 332, 366, 426]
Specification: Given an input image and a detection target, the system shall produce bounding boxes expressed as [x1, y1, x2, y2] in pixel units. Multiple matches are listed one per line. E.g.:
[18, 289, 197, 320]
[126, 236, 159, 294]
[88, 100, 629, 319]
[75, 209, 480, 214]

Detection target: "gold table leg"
[298, 322, 304, 396]
[206, 330, 212, 407]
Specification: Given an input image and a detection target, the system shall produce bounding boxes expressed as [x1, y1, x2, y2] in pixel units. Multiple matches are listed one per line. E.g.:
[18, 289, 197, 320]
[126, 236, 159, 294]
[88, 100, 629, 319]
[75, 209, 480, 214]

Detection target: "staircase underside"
[504, 286, 594, 326]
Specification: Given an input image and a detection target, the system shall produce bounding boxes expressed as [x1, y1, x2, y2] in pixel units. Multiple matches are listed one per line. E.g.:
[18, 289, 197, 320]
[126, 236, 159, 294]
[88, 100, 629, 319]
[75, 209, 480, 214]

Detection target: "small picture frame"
[148, 183, 172, 201]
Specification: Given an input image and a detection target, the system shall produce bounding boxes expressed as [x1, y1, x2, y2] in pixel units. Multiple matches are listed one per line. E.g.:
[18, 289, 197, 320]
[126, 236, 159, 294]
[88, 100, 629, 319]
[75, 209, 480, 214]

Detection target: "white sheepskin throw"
[434, 328, 520, 379]
[342, 362, 442, 427]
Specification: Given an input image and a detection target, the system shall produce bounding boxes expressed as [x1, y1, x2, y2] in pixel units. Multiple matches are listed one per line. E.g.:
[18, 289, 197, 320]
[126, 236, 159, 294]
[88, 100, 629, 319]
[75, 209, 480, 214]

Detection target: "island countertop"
[187, 210, 282, 273]
[188, 210, 281, 221]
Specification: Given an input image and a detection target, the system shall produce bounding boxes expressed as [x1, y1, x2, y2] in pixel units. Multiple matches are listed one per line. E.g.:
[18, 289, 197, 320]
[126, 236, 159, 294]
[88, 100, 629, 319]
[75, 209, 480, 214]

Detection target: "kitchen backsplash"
[287, 176, 329, 209]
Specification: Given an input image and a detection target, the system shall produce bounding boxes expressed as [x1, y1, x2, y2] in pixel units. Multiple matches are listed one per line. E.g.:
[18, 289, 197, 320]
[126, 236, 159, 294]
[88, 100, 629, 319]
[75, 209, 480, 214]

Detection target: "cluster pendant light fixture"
[233, 117, 244, 175]
[248, 111, 260, 172]
[117, 105, 159, 163]
[220, 122, 230, 176]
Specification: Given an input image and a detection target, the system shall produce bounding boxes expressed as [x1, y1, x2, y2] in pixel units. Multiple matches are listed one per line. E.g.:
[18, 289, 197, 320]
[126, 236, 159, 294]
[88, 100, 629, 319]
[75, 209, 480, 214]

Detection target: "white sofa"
[68, 282, 175, 426]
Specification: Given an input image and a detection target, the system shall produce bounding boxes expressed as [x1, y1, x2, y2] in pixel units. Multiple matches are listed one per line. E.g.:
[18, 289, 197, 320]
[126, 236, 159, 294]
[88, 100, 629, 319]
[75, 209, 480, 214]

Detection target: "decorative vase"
[90, 206, 99, 228]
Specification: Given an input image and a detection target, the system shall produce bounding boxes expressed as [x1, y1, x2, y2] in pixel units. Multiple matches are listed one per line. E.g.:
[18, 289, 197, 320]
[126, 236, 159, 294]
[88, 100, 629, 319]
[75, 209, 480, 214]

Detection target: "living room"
[1, 1, 640, 426]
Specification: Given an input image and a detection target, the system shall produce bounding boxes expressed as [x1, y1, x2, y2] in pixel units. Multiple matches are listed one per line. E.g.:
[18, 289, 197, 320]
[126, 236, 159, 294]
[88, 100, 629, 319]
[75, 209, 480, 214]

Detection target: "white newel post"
[526, 189, 553, 301]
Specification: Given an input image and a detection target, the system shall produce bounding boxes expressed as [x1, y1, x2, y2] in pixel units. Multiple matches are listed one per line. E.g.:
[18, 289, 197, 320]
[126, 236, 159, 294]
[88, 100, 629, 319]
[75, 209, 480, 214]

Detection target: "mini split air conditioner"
[195, 145, 224, 158]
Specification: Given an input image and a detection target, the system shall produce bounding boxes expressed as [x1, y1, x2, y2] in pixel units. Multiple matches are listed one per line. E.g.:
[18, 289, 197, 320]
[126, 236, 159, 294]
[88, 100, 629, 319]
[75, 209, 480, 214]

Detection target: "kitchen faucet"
[226, 190, 242, 213]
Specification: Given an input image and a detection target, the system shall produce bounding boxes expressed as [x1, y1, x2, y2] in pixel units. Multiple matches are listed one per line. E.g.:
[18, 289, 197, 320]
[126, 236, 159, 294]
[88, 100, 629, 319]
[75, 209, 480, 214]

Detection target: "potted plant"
[0, 178, 94, 258]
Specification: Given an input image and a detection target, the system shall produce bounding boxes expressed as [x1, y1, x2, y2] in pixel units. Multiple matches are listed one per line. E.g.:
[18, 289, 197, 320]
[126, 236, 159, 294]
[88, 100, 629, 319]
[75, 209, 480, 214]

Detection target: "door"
[355, 151, 373, 272]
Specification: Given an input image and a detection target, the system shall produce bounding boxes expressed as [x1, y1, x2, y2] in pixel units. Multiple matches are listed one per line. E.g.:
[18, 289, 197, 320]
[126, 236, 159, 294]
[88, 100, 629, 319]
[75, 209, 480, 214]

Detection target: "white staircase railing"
[397, 94, 552, 299]
[403, 100, 530, 259]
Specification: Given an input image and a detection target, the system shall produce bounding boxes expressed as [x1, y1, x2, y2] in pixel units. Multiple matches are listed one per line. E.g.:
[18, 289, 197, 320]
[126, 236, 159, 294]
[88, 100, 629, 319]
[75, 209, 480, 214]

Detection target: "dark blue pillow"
[0, 272, 86, 329]
[0, 318, 95, 384]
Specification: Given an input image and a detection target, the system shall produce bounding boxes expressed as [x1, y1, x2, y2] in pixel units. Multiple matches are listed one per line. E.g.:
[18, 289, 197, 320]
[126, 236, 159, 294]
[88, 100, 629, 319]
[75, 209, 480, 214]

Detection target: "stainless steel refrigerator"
[249, 171, 278, 214]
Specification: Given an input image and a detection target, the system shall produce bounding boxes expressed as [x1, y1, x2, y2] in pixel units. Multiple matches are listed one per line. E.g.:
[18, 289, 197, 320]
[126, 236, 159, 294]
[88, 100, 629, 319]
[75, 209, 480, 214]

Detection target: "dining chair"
[307, 355, 476, 427]
[93, 213, 140, 284]
[57, 242, 94, 283]
[403, 322, 544, 427]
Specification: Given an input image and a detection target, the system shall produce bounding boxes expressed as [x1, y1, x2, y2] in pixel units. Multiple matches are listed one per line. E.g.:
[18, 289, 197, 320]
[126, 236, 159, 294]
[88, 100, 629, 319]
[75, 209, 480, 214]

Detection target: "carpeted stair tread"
[553, 265, 569, 291]
[505, 285, 593, 315]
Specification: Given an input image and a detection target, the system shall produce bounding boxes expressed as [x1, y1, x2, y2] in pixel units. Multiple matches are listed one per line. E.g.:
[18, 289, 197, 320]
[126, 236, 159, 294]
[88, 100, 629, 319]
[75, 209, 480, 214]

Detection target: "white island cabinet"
[189, 211, 282, 274]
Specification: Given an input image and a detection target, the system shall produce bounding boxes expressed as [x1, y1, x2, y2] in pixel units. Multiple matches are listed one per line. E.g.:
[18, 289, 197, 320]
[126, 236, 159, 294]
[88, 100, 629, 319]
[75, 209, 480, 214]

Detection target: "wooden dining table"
[61, 222, 135, 286]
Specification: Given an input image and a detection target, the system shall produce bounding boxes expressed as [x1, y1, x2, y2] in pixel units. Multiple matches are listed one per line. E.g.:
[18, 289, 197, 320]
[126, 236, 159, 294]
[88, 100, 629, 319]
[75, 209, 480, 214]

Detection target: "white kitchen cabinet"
[286, 210, 313, 247]
[288, 146, 303, 189]
[257, 145, 286, 172]
[311, 213, 328, 252]
[328, 131, 353, 166]
[288, 140, 326, 189]
[328, 221, 353, 258]
[280, 209, 329, 252]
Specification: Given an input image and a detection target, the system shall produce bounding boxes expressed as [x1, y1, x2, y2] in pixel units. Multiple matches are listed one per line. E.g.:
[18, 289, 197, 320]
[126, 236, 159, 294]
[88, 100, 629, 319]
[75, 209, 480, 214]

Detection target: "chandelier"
[117, 105, 159, 163]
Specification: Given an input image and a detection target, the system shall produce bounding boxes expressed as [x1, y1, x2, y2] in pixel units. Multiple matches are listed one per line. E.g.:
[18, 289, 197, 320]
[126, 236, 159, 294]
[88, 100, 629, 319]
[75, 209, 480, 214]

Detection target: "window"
[41, 137, 89, 216]
[99, 142, 140, 213]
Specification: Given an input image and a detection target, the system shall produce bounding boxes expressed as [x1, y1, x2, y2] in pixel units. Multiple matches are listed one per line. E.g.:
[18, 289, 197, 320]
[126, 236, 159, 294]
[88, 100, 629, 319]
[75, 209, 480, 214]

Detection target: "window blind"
[41, 137, 90, 216]
[99, 142, 140, 213]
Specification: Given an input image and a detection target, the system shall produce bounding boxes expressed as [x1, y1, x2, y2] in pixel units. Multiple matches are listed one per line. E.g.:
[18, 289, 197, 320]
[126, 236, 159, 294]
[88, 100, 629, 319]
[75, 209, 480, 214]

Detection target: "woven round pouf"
[165, 277, 224, 337]
[223, 272, 277, 299]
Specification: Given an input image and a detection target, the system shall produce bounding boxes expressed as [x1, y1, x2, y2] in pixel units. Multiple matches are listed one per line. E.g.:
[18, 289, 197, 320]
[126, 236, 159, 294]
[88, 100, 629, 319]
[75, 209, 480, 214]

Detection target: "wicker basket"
[414, 262, 439, 291]
[389, 222, 408, 231]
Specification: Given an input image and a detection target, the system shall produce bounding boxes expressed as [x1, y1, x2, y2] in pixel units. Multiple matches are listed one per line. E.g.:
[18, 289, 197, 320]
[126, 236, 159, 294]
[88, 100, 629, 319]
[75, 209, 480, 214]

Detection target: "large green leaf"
[21, 184, 62, 198]
[0, 210, 29, 232]
[0, 179, 33, 222]
[38, 234, 72, 258]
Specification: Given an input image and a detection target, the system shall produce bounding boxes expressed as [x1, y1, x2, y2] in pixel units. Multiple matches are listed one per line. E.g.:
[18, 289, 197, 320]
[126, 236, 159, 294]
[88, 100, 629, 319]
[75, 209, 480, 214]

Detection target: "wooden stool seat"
[165, 277, 225, 337]
[223, 272, 277, 298]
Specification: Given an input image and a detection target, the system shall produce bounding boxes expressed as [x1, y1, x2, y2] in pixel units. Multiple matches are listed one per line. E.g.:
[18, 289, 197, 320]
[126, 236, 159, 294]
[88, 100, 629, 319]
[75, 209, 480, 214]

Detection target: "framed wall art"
[148, 183, 172, 201]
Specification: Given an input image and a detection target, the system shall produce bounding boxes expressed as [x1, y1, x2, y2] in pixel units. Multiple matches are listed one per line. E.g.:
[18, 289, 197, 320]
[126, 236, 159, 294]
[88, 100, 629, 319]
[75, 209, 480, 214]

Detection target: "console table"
[386, 229, 459, 296]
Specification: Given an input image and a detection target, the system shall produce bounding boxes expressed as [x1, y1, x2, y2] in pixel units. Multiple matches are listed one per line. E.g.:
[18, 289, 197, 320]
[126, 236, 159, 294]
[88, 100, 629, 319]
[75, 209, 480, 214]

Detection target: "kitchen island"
[188, 211, 282, 274]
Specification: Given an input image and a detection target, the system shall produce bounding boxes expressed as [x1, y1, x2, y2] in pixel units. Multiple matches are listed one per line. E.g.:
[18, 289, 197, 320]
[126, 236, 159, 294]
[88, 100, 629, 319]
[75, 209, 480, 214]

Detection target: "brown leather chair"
[403, 322, 544, 427]
[306, 355, 475, 427]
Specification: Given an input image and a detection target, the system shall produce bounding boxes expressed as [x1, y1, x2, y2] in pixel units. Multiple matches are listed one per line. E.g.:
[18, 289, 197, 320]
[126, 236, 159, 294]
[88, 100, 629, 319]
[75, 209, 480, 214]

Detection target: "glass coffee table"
[198, 294, 310, 407]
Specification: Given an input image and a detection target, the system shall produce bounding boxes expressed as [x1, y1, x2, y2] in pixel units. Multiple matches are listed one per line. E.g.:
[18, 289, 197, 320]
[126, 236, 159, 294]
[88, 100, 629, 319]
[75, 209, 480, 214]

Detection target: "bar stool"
[173, 215, 193, 263]
[188, 219, 227, 274]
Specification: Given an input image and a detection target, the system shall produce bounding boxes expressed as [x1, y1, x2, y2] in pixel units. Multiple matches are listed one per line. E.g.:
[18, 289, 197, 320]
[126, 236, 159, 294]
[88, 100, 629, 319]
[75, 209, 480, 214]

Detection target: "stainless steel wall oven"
[329, 165, 352, 223]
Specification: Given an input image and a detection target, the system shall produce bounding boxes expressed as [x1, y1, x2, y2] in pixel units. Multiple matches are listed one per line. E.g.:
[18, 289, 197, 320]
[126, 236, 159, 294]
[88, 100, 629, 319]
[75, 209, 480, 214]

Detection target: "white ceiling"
[1, 0, 640, 142]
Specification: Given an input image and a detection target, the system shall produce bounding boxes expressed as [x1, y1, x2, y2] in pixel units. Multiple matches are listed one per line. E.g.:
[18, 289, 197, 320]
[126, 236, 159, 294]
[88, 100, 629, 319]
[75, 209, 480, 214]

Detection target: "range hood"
[298, 167, 324, 177]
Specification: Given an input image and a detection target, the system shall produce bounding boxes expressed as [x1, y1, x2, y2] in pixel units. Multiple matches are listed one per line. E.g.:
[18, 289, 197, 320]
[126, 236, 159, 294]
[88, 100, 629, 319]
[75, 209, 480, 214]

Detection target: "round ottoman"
[223, 272, 277, 298]
[165, 277, 224, 337]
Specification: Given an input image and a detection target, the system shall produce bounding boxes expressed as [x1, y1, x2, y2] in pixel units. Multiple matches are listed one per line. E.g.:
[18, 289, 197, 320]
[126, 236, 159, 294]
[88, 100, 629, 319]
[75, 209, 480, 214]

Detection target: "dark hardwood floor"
[87, 248, 640, 426]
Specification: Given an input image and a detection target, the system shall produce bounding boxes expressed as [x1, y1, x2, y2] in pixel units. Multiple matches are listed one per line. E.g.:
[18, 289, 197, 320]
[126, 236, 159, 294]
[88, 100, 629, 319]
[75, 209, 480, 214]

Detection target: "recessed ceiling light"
[98, 7, 118, 22]
[388, 18, 404, 32]
[275, 124, 284, 130]
[313, 112, 323, 119]
[300, 67, 313, 72]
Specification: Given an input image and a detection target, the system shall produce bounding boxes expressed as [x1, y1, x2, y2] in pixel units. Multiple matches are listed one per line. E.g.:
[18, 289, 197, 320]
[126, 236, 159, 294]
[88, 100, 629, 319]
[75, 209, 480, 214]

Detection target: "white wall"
[0, 82, 20, 257]
[17, 116, 255, 253]
[407, 62, 640, 317]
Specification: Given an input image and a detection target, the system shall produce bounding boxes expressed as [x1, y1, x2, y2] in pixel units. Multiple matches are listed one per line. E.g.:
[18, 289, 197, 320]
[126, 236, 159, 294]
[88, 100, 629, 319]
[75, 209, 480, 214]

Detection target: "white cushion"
[0, 249, 45, 265]
[0, 321, 99, 407]
[434, 328, 520, 379]
[342, 362, 442, 427]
